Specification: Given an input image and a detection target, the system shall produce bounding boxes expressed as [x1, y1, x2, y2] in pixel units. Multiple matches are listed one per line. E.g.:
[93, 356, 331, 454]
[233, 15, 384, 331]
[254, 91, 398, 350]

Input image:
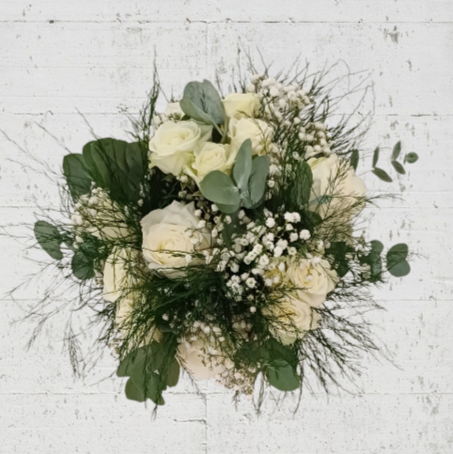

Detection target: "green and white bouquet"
[26, 62, 417, 409]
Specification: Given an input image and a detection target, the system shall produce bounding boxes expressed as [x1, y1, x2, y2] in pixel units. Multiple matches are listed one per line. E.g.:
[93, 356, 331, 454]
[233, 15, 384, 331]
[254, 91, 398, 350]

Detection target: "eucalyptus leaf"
[248, 155, 270, 206]
[404, 152, 419, 164]
[71, 250, 95, 280]
[199, 171, 241, 207]
[350, 149, 359, 171]
[391, 160, 406, 175]
[166, 360, 180, 387]
[34, 221, 63, 260]
[392, 141, 402, 161]
[233, 139, 252, 192]
[181, 80, 225, 125]
[267, 360, 300, 392]
[372, 167, 393, 183]
[387, 260, 411, 277]
[372, 147, 380, 168]
[63, 154, 92, 200]
[125, 378, 146, 402]
[386, 243, 408, 270]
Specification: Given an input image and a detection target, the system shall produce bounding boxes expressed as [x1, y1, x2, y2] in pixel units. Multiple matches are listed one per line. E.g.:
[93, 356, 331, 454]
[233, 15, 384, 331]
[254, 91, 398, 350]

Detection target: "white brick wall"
[1, 1, 452, 452]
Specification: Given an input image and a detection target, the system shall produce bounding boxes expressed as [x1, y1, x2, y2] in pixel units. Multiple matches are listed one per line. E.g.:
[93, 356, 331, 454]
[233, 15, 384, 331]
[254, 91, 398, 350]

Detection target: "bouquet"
[24, 60, 418, 409]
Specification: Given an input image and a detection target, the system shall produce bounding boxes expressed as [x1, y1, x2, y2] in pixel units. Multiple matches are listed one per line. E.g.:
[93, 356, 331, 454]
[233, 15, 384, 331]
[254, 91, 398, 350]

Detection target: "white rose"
[286, 258, 338, 308]
[265, 298, 320, 345]
[177, 339, 225, 380]
[141, 201, 211, 277]
[164, 102, 184, 118]
[103, 248, 138, 322]
[185, 142, 236, 183]
[229, 117, 273, 157]
[308, 154, 367, 218]
[222, 93, 260, 119]
[149, 121, 212, 175]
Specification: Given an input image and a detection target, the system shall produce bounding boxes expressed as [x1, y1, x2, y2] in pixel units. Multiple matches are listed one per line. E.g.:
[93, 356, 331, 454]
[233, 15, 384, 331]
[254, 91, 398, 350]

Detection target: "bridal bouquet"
[29, 64, 417, 408]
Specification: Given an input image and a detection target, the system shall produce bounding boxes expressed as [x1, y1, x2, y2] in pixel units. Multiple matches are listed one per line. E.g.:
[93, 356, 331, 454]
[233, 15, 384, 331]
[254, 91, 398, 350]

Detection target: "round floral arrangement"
[27, 63, 417, 409]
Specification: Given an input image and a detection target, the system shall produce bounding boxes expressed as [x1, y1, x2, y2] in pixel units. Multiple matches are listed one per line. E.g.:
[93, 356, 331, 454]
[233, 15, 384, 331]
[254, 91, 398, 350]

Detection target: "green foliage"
[350, 149, 359, 171]
[117, 342, 180, 406]
[199, 171, 241, 213]
[404, 152, 419, 164]
[286, 160, 313, 211]
[63, 154, 92, 200]
[34, 221, 63, 260]
[391, 141, 402, 161]
[372, 167, 393, 183]
[71, 250, 95, 280]
[267, 360, 300, 392]
[391, 160, 406, 175]
[233, 139, 252, 193]
[360, 240, 384, 283]
[201, 150, 270, 213]
[372, 147, 380, 167]
[386, 243, 410, 277]
[180, 80, 226, 127]
[329, 242, 354, 277]
[82, 139, 147, 206]
[246, 155, 270, 208]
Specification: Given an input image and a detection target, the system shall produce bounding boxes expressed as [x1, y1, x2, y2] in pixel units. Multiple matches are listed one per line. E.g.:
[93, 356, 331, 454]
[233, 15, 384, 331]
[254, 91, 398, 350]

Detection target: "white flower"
[286, 258, 338, 308]
[164, 102, 184, 118]
[274, 247, 283, 258]
[222, 93, 260, 119]
[308, 154, 367, 218]
[246, 277, 256, 288]
[186, 142, 236, 183]
[300, 229, 311, 240]
[177, 339, 225, 380]
[149, 121, 212, 175]
[103, 248, 137, 304]
[276, 239, 288, 250]
[141, 201, 211, 277]
[266, 218, 276, 228]
[229, 118, 273, 157]
[290, 232, 299, 242]
[288, 247, 297, 256]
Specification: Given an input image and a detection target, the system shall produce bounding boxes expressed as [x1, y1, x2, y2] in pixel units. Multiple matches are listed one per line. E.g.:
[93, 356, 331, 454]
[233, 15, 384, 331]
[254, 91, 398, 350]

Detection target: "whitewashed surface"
[1, 1, 452, 453]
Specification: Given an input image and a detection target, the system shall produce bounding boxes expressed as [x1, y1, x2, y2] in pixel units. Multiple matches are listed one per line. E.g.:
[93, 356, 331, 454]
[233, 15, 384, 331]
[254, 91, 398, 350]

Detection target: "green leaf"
[63, 154, 92, 200]
[267, 360, 300, 392]
[388, 260, 411, 277]
[372, 147, 380, 167]
[404, 152, 419, 164]
[328, 242, 354, 278]
[233, 139, 252, 192]
[372, 167, 393, 183]
[287, 160, 313, 210]
[247, 155, 270, 207]
[350, 149, 359, 171]
[386, 243, 408, 269]
[267, 338, 298, 368]
[125, 378, 146, 402]
[216, 201, 241, 214]
[392, 141, 402, 161]
[166, 360, 180, 387]
[370, 240, 384, 255]
[71, 250, 95, 280]
[391, 160, 406, 175]
[199, 171, 240, 207]
[181, 80, 225, 126]
[360, 240, 384, 283]
[34, 221, 63, 260]
[83, 138, 145, 205]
